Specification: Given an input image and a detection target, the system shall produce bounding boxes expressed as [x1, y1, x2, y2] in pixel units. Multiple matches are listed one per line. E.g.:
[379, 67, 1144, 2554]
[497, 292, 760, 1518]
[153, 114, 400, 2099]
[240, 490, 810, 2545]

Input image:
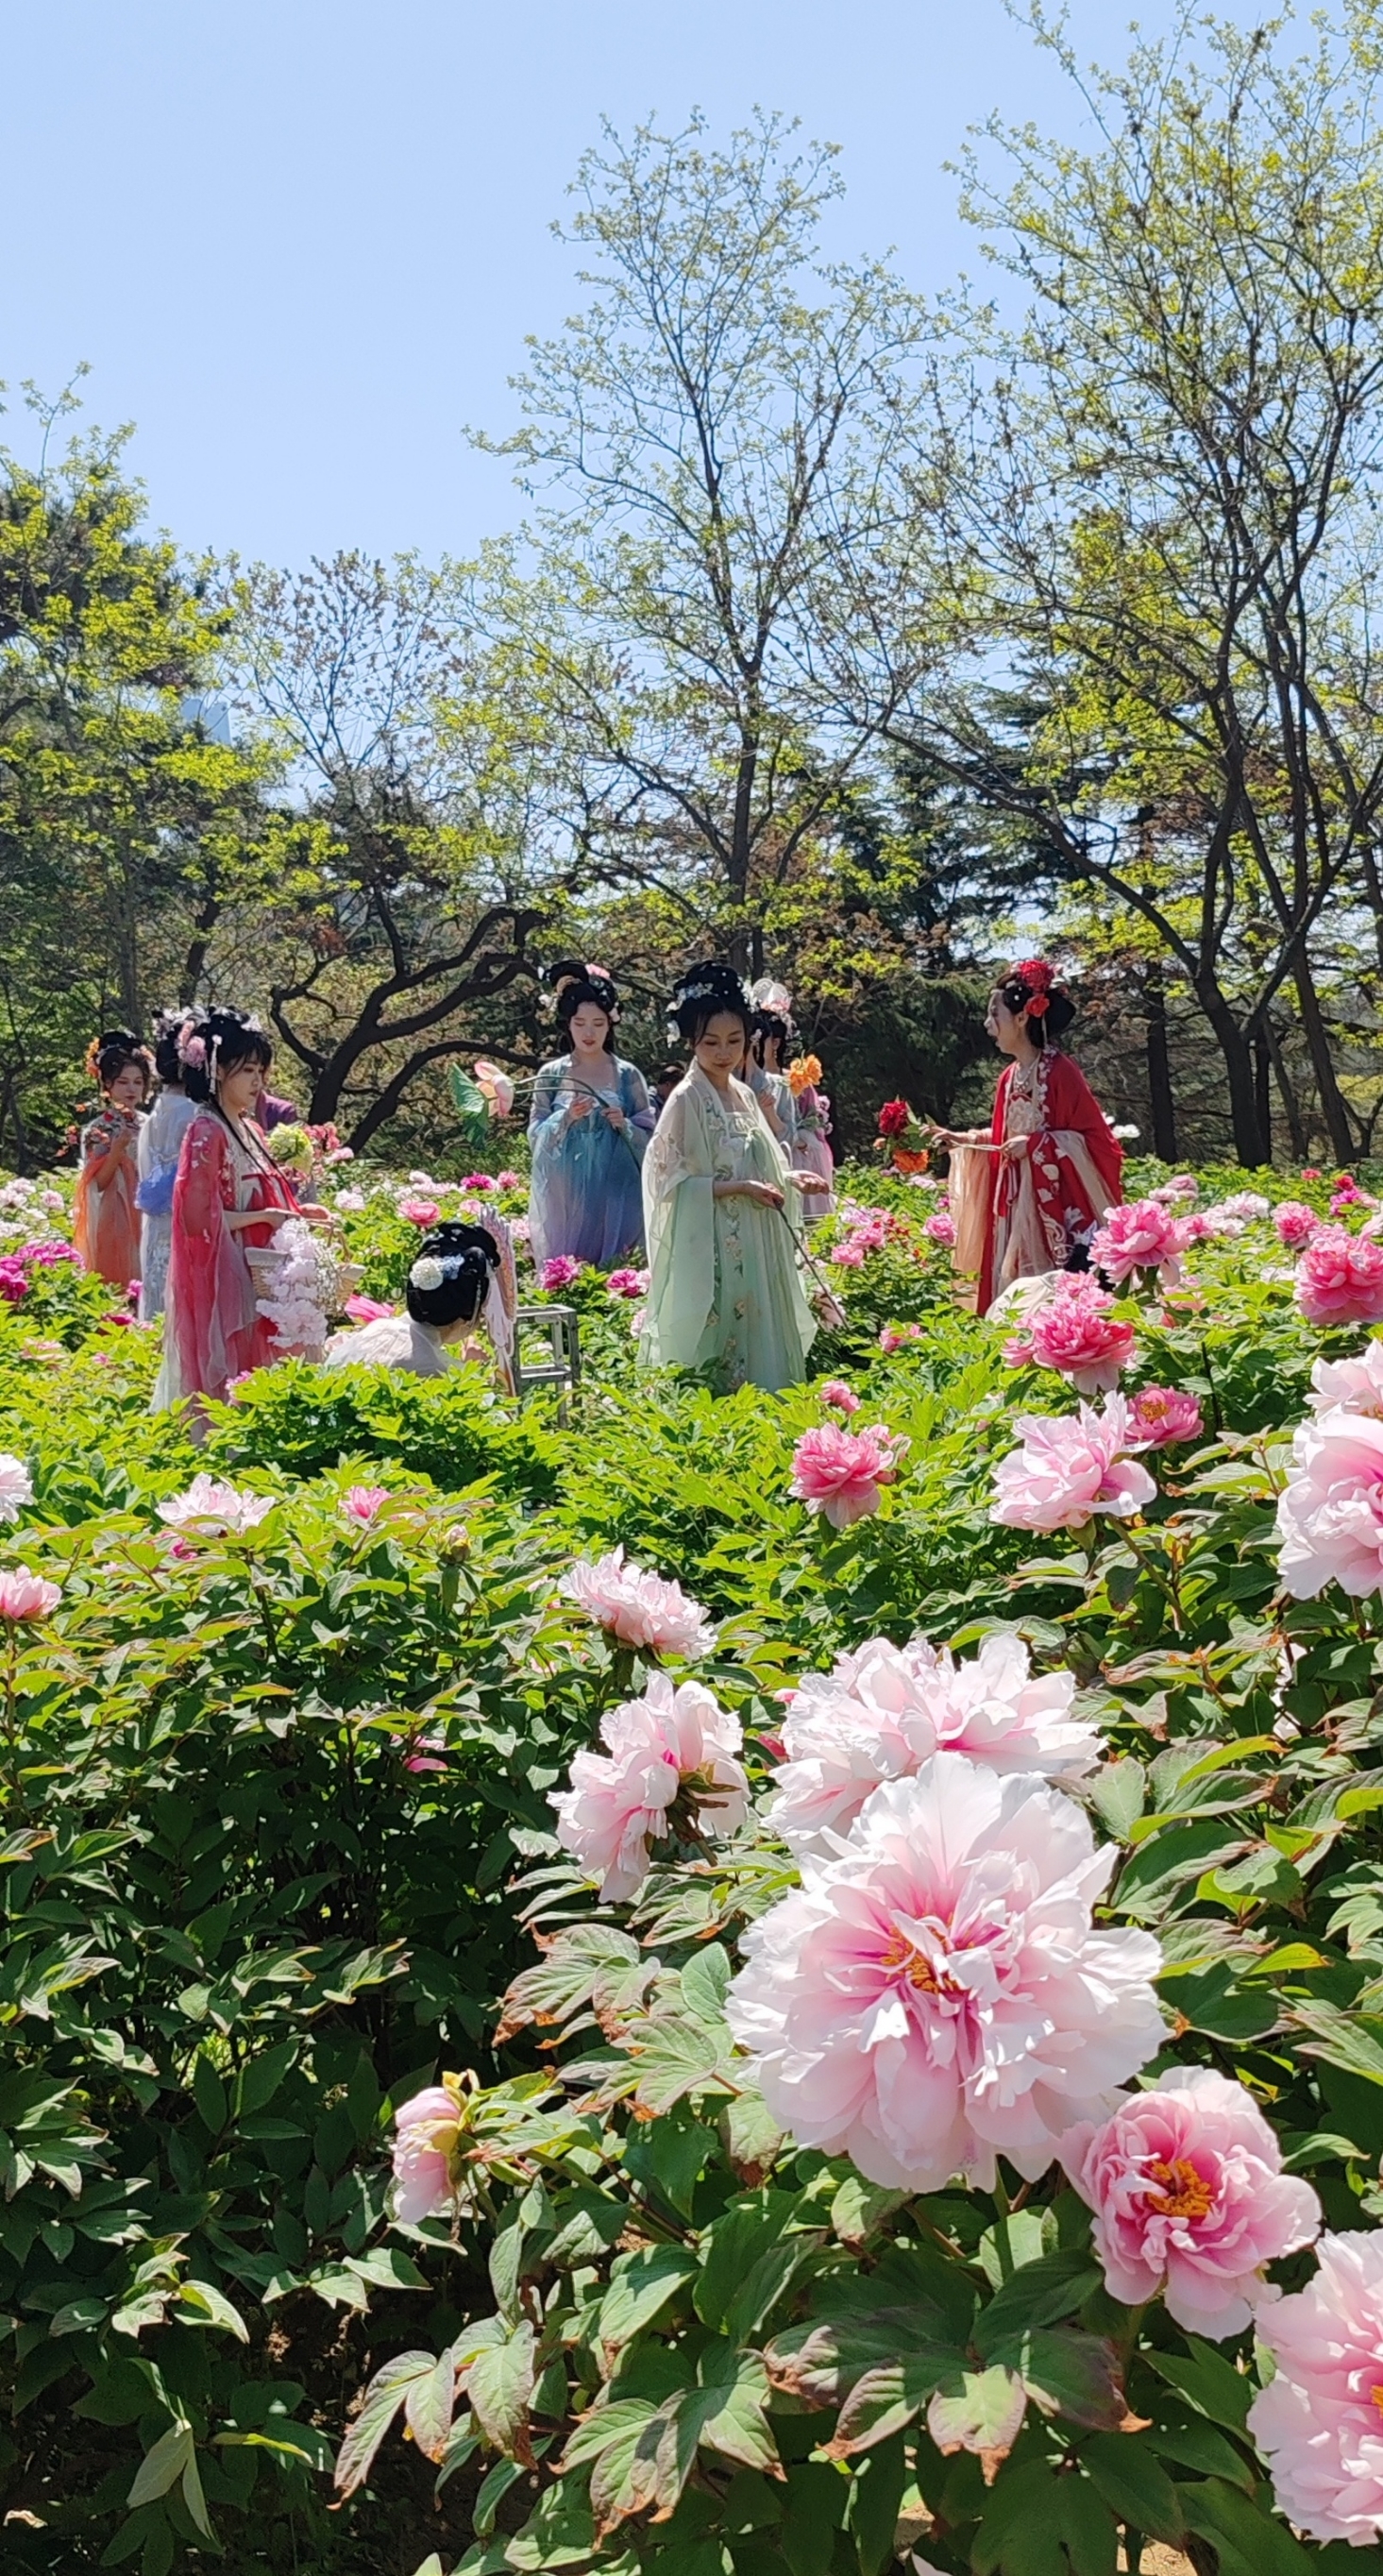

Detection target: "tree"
[479, 111, 941, 965]
[917, 3, 1383, 1163]
[228, 552, 544, 1146]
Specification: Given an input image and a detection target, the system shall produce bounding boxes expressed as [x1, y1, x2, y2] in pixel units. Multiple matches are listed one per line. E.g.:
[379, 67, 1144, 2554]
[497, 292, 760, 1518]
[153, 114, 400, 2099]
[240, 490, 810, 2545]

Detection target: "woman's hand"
[999, 1134, 1030, 1162]
[602, 1104, 627, 1131]
[565, 1093, 594, 1121]
[722, 1178, 784, 1210]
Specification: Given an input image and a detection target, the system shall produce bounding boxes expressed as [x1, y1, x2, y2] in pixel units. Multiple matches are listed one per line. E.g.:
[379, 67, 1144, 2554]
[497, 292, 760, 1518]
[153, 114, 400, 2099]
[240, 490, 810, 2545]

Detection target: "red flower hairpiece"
[1017, 958, 1054, 992]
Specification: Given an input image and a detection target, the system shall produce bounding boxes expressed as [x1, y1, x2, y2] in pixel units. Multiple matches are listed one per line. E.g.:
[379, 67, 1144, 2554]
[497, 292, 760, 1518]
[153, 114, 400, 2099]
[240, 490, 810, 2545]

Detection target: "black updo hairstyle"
[670, 961, 752, 1049]
[84, 1029, 152, 1094]
[178, 1007, 273, 1106]
[750, 1008, 793, 1067]
[405, 1222, 500, 1330]
[150, 1007, 191, 1088]
[994, 959, 1075, 1047]
[555, 974, 619, 1044]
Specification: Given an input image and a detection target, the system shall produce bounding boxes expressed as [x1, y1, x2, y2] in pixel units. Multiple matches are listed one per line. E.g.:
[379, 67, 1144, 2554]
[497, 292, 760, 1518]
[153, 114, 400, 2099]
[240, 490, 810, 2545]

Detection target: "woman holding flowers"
[74, 1030, 153, 1292]
[155, 1008, 328, 1419]
[640, 964, 817, 1392]
[932, 960, 1123, 1314]
[528, 970, 654, 1270]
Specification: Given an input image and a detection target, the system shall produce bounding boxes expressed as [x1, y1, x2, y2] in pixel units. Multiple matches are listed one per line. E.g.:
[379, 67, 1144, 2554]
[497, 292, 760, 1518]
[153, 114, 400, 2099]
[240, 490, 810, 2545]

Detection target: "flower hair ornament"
[1017, 959, 1054, 1017]
[749, 975, 793, 1018]
[410, 1256, 447, 1292]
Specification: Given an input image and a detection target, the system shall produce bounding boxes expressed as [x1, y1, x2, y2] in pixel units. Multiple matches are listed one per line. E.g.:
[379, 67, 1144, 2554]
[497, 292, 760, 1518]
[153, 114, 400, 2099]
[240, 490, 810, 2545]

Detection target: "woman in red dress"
[154, 1008, 328, 1420]
[932, 960, 1123, 1315]
[74, 1031, 153, 1292]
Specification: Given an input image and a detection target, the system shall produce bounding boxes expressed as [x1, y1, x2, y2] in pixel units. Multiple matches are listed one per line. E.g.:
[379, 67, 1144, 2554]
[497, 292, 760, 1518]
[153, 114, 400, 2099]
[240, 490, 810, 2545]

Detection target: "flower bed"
[2, 1156, 1383, 2572]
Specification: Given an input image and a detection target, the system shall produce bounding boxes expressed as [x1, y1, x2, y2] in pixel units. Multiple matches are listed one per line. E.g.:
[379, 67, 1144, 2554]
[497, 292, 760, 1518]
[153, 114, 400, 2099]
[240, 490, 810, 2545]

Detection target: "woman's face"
[568, 1002, 612, 1054]
[987, 991, 1031, 1058]
[106, 1062, 146, 1112]
[218, 1057, 268, 1121]
[695, 1011, 750, 1081]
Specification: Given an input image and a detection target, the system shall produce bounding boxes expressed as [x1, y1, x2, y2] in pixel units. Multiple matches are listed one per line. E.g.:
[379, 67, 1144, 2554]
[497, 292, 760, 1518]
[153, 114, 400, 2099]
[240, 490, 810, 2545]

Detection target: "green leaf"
[848, 2432, 907, 2576]
[1146, 2339, 1252, 2432]
[598, 2245, 698, 2371]
[172, 2279, 248, 2340]
[1087, 1758, 1146, 1841]
[464, 2323, 536, 2458]
[1017, 2330, 1127, 2431]
[1056, 2474, 1116, 2576]
[127, 2421, 193, 2507]
[334, 2349, 440, 2498]
[926, 2366, 1026, 2461]
[1180, 2475, 1317, 2576]
[680, 1945, 732, 2022]
[974, 2249, 1101, 2355]
[1081, 2432, 1186, 2544]
[972, 2457, 1066, 2576]
[403, 2348, 458, 2462]
[561, 2397, 661, 2535]
[190, 2052, 226, 2135]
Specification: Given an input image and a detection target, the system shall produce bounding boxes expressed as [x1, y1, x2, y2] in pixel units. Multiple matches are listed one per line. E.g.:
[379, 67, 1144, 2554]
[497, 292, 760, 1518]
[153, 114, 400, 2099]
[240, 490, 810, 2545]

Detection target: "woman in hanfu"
[528, 970, 654, 1269]
[74, 1031, 152, 1292]
[786, 1053, 835, 1221]
[933, 960, 1123, 1316]
[639, 965, 817, 1393]
[154, 1008, 328, 1419]
[135, 1010, 198, 1322]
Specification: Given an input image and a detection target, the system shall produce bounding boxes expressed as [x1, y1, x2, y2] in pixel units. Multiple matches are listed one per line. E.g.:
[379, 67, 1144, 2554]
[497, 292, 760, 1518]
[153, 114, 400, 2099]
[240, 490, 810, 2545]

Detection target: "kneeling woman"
[639, 964, 817, 1392]
[324, 1222, 510, 1383]
[934, 958, 1123, 1314]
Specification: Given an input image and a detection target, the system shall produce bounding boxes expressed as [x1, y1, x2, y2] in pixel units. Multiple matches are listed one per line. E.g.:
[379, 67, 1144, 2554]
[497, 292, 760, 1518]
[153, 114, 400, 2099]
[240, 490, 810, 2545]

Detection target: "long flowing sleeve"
[1044, 1054, 1124, 1209]
[640, 1082, 717, 1367]
[527, 1060, 571, 1266]
[624, 1062, 655, 1140]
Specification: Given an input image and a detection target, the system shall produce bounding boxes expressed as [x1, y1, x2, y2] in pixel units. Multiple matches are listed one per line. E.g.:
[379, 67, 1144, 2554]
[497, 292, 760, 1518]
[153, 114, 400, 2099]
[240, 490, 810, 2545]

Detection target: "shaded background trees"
[10, 9, 1383, 1166]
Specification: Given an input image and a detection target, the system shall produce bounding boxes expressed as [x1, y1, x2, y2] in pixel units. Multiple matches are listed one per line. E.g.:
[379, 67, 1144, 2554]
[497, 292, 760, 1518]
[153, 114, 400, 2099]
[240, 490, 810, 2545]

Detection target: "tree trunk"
[1143, 963, 1177, 1161]
[1290, 952, 1354, 1163]
[1200, 987, 1270, 1165]
[1264, 1016, 1308, 1162]
[1253, 1026, 1273, 1163]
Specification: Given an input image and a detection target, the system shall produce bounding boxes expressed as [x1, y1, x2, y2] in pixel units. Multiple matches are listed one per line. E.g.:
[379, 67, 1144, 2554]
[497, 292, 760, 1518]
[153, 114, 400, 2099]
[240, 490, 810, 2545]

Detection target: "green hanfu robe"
[639, 1063, 817, 1392]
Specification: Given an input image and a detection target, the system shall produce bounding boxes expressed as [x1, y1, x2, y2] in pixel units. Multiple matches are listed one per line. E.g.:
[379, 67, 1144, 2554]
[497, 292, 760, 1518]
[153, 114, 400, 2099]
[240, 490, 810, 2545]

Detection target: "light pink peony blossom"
[496, 1170, 521, 1190]
[819, 1380, 861, 1415]
[0, 1566, 61, 1621]
[158, 1475, 276, 1538]
[550, 1672, 749, 1901]
[832, 1240, 866, 1268]
[0, 1453, 33, 1524]
[341, 1485, 391, 1525]
[1126, 1386, 1204, 1449]
[1003, 1277, 1135, 1395]
[727, 1756, 1164, 2192]
[1060, 2067, 1320, 2337]
[1219, 1190, 1272, 1221]
[1276, 1407, 1383, 1597]
[561, 1546, 716, 1659]
[1296, 1227, 1383, 1330]
[879, 1323, 925, 1354]
[605, 1266, 650, 1300]
[790, 1423, 909, 1529]
[1150, 1174, 1199, 1206]
[539, 1254, 582, 1292]
[399, 1195, 440, 1228]
[473, 1059, 515, 1119]
[923, 1211, 956, 1247]
[1308, 1340, 1383, 1416]
[392, 2083, 465, 2224]
[767, 1630, 1103, 1856]
[989, 1395, 1156, 1534]
[1090, 1198, 1189, 1285]
[1248, 2229, 1383, 2544]
[1275, 1200, 1321, 1250]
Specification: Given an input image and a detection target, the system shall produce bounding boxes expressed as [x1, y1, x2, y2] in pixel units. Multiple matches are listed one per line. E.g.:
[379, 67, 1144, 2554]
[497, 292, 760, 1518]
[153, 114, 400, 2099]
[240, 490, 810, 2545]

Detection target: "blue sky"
[6, 0, 1257, 568]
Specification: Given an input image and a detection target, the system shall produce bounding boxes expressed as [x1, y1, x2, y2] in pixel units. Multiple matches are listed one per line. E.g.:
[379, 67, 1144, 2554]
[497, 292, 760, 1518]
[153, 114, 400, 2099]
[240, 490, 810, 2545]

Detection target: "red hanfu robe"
[954, 1050, 1123, 1316]
[160, 1112, 300, 1409]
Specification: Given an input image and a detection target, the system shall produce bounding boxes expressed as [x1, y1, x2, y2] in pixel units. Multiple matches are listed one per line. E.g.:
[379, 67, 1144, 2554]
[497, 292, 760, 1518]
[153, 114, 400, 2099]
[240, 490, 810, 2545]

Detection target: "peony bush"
[8, 1149, 1383, 2574]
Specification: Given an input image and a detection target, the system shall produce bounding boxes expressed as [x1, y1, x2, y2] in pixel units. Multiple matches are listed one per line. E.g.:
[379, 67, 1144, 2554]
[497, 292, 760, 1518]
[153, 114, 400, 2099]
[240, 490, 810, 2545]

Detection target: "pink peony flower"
[1301, 1166, 1323, 1182]
[1275, 1200, 1321, 1249]
[767, 1630, 1103, 1856]
[0, 1453, 33, 1525]
[399, 1195, 440, 1227]
[473, 1059, 515, 1119]
[1003, 1277, 1135, 1395]
[1276, 1407, 1383, 1596]
[1219, 1190, 1272, 1221]
[606, 1266, 649, 1300]
[550, 1671, 749, 1901]
[1090, 1198, 1189, 1286]
[1296, 1227, 1383, 1330]
[989, 1395, 1157, 1534]
[1150, 1174, 1199, 1205]
[405, 1729, 447, 1775]
[496, 1170, 521, 1191]
[1060, 2068, 1320, 2338]
[0, 1566, 61, 1621]
[790, 1422, 909, 1529]
[344, 1293, 396, 1324]
[1126, 1385, 1204, 1449]
[539, 1254, 582, 1293]
[1308, 1340, 1383, 1416]
[341, 1484, 391, 1525]
[157, 1475, 276, 1538]
[392, 2082, 465, 2225]
[561, 1546, 716, 1659]
[879, 1323, 925, 1354]
[819, 1379, 861, 1415]
[832, 1240, 866, 1268]
[461, 1172, 496, 1193]
[1248, 2230, 1383, 2544]
[726, 1756, 1164, 2192]
[924, 1211, 956, 1247]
